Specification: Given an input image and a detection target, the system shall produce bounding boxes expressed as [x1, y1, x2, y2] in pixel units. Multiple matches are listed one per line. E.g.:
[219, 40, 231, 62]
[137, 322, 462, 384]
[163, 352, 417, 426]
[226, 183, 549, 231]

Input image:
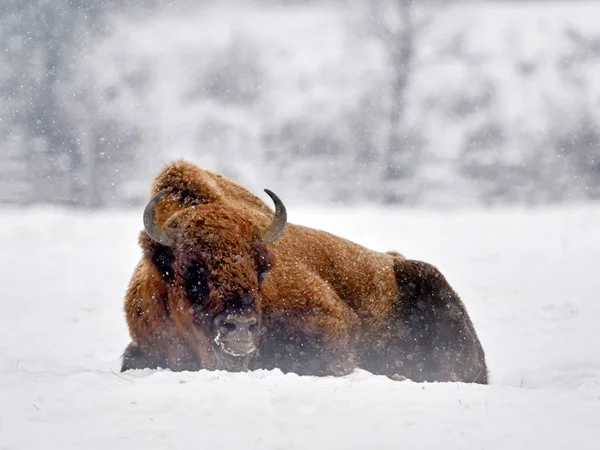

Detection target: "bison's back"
[268, 224, 399, 330]
[150, 160, 275, 226]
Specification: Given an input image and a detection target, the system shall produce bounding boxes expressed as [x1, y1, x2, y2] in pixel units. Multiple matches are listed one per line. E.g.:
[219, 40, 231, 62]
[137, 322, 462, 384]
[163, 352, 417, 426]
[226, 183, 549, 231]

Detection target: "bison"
[122, 160, 488, 383]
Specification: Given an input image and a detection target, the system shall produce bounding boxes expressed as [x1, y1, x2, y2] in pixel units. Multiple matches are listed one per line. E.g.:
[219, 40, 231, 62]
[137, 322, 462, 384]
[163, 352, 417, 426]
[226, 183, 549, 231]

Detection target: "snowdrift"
[1, 205, 599, 449]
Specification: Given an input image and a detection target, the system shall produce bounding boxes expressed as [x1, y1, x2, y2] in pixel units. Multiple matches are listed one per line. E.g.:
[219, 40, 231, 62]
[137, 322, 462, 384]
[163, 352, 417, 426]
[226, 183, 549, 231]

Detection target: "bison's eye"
[256, 255, 271, 286]
[257, 270, 267, 285]
[182, 265, 210, 302]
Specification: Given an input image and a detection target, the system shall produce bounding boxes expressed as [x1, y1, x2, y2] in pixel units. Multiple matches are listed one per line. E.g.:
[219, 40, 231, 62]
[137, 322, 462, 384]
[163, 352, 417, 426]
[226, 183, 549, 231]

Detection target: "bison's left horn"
[143, 190, 178, 247]
[262, 189, 287, 245]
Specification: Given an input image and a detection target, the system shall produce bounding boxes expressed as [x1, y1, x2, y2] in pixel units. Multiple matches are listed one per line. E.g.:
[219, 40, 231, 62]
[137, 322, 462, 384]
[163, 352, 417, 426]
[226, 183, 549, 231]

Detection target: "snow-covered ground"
[1, 204, 600, 449]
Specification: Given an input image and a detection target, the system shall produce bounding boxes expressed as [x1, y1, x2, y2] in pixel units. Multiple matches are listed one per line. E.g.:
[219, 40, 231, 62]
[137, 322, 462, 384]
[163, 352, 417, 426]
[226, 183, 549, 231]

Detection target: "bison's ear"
[139, 231, 175, 282]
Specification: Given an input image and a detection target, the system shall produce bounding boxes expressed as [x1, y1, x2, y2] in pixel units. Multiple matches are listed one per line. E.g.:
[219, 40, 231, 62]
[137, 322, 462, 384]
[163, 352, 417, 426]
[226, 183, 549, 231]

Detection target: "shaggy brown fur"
[122, 160, 488, 383]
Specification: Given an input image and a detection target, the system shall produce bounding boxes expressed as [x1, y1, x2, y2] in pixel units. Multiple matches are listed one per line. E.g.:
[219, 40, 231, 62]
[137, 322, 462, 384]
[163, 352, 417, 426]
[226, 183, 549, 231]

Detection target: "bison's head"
[143, 189, 287, 371]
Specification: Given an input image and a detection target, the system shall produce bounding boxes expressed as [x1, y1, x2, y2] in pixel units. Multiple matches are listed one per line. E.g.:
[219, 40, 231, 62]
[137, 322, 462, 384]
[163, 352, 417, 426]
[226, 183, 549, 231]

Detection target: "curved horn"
[262, 189, 287, 245]
[143, 190, 177, 247]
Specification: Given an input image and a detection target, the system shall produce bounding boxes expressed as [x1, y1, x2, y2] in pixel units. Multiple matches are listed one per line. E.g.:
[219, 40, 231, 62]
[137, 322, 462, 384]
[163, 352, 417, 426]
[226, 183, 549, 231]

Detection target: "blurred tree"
[0, 0, 133, 207]
[368, 0, 419, 203]
[555, 117, 600, 201]
[369, 0, 459, 204]
[459, 23, 600, 205]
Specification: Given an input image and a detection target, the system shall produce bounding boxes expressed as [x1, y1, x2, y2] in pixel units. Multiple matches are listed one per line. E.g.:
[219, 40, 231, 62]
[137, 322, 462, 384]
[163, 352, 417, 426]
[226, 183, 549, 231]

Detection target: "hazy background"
[2, 0, 600, 208]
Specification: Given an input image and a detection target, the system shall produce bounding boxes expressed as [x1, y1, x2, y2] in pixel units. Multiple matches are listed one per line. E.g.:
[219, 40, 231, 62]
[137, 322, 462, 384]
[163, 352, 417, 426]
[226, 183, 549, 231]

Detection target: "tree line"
[1, 0, 599, 207]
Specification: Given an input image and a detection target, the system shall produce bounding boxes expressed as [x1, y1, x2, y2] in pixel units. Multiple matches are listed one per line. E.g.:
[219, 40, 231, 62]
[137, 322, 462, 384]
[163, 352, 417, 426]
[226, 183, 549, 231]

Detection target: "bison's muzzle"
[213, 310, 259, 357]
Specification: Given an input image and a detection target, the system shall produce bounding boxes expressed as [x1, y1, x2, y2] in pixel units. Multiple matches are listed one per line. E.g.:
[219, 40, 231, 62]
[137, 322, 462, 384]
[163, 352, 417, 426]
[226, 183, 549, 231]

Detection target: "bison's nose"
[214, 312, 259, 346]
[218, 316, 257, 340]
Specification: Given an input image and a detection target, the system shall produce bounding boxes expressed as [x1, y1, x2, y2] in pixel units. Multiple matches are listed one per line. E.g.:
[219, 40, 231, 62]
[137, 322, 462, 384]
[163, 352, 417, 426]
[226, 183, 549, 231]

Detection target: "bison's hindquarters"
[362, 259, 488, 384]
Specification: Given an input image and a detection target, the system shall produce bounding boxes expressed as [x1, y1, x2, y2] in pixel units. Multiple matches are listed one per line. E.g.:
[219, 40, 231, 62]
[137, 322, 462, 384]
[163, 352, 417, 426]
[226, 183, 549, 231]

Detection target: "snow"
[1, 205, 600, 449]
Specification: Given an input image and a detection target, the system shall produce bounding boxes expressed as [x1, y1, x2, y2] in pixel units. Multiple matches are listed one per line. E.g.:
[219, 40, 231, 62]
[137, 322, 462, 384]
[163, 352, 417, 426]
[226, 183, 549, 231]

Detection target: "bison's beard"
[212, 333, 257, 372]
[212, 346, 256, 372]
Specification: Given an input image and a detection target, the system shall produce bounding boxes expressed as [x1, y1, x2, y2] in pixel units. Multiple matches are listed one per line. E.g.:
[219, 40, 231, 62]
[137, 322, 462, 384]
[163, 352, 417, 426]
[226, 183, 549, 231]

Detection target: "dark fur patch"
[254, 242, 272, 287]
[121, 341, 202, 372]
[139, 232, 175, 282]
[363, 259, 488, 383]
[256, 320, 330, 376]
[181, 264, 210, 303]
[121, 341, 165, 371]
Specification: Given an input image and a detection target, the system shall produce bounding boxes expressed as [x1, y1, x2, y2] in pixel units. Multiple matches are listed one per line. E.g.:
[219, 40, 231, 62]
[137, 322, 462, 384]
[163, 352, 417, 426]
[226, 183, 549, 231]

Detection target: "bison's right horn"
[143, 190, 178, 247]
[262, 189, 287, 245]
